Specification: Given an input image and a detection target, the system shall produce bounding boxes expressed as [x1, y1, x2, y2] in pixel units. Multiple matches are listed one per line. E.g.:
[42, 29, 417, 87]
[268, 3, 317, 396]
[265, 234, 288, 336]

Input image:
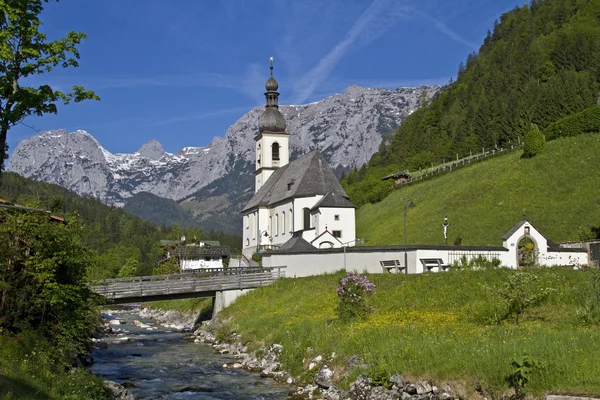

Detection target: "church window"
[269, 216, 272, 235]
[289, 209, 293, 233]
[246, 238, 249, 246]
[333, 230, 342, 238]
[303, 208, 310, 230]
[251, 214, 255, 239]
[282, 212, 286, 234]
[272, 142, 280, 161]
[275, 214, 279, 236]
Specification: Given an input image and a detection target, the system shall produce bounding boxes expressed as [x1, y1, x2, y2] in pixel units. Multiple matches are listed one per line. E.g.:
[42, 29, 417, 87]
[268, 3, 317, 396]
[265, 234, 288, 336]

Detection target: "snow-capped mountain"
[7, 85, 440, 228]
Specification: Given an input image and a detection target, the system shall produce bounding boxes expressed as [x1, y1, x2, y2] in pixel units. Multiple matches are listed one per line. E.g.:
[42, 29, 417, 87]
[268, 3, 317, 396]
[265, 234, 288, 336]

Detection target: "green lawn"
[356, 134, 600, 247]
[218, 269, 600, 397]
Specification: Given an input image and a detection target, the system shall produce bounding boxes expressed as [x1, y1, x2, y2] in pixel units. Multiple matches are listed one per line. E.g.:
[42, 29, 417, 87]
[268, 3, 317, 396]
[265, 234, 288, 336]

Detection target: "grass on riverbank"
[356, 134, 600, 246]
[0, 332, 110, 399]
[144, 298, 213, 320]
[218, 268, 600, 398]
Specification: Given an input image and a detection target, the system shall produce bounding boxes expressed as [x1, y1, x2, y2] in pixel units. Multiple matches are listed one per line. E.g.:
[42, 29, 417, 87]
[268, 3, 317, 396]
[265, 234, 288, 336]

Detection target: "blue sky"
[8, 0, 521, 156]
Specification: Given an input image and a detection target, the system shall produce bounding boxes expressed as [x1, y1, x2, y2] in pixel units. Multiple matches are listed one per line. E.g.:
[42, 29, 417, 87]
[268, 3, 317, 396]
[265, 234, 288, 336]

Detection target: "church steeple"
[254, 57, 290, 193]
[258, 57, 286, 134]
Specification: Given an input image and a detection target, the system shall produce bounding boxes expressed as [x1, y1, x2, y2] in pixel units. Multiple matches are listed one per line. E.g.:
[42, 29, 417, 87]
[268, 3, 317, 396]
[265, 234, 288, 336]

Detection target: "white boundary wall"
[263, 246, 511, 278]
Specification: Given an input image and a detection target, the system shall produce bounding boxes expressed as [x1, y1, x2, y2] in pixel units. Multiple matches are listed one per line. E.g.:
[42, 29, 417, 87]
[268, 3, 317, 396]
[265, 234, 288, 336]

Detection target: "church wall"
[316, 207, 356, 246]
[293, 196, 323, 231]
[266, 201, 295, 247]
[260, 134, 289, 169]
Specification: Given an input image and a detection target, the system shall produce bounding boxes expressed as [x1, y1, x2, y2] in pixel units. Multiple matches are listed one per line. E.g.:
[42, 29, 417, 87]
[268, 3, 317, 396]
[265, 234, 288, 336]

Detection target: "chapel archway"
[517, 236, 537, 267]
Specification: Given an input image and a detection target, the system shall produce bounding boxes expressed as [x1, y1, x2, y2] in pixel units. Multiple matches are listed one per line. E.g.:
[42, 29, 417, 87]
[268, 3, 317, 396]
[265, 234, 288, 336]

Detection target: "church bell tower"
[254, 57, 290, 193]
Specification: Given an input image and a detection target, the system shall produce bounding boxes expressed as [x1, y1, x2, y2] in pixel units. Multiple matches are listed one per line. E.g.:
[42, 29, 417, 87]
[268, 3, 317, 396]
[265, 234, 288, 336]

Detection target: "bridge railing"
[90, 266, 285, 286]
[90, 267, 286, 301]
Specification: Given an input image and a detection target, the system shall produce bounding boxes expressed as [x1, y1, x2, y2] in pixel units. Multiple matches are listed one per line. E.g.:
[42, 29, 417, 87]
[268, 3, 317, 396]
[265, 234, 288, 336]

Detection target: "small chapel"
[241, 60, 356, 258]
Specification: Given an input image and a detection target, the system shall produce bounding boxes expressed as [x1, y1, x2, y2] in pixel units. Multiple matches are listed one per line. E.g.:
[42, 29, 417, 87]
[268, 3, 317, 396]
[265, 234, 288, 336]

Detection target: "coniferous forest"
[343, 0, 600, 206]
[0, 172, 242, 279]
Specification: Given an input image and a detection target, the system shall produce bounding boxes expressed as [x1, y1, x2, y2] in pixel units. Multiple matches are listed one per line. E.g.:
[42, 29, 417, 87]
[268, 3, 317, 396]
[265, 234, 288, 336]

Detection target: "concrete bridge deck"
[90, 267, 285, 304]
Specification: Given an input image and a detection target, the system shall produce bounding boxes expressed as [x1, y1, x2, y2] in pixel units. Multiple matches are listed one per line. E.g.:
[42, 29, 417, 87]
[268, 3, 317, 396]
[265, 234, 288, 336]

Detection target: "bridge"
[90, 267, 285, 306]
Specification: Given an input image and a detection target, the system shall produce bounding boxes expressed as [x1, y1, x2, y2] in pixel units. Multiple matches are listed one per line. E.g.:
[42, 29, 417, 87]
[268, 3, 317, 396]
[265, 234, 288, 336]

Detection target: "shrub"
[451, 255, 501, 270]
[506, 354, 545, 397]
[522, 124, 545, 158]
[336, 272, 376, 321]
[485, 267, 556, 324]
[545, 105, 600, 140]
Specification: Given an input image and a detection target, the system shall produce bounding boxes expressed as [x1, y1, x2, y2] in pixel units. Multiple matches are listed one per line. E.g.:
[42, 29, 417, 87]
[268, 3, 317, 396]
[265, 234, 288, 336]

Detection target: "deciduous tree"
[0, 0, 99, 173]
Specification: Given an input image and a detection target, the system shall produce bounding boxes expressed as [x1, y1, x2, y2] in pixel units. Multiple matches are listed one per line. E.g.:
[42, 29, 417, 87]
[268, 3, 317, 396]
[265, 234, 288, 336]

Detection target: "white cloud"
[291, 0, 411, 104]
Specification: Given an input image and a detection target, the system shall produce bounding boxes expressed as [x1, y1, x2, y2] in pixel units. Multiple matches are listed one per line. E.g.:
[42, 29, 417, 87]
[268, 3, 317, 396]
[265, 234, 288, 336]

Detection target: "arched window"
[251, 214, 255, 239]
[246, 238, 249, 246]
[282, 211, 286, 235]
[303, 208, 310, 230]
[269, 216, 272, 235]
[275, 214, 279, 236]
[289, 209, 293, 233]
[272, 142, 280, 161]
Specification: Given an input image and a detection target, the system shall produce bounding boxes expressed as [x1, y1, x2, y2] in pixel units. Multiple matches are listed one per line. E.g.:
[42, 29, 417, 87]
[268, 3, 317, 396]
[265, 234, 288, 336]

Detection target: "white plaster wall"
[243, 210, 260, 257]
[317, 207, 356, 245]
[263, 248, 511, 277]
[261, 134, 290, 169]
[503, 222, 548, 267]
[539, 251, 588, 267]
[293, 196, 323, 231]
[267, 201, 295, 246]
[181, 258, 223, 270]
[264, 250, 414, 277]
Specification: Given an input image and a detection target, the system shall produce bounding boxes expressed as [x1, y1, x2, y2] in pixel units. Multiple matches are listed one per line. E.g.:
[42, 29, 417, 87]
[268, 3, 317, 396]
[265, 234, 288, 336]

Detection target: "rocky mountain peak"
[7, 84, 442, 220]
[137, 139, 166, 160]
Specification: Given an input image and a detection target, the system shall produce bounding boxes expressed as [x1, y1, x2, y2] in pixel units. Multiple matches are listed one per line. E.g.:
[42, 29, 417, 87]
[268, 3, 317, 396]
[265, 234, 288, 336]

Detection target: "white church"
[242, 62, 356, 258]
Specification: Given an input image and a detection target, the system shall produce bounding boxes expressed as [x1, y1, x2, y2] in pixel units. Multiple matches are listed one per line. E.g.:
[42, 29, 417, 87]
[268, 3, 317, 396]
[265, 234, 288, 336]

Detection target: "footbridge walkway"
[90, 267, 285, 305]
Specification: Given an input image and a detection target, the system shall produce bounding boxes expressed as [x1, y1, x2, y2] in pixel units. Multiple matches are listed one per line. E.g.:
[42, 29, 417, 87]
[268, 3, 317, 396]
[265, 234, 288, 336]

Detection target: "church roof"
[277, 236, 315, 252]
[242, 150, 352, 212]
[312, 191, 356, 210]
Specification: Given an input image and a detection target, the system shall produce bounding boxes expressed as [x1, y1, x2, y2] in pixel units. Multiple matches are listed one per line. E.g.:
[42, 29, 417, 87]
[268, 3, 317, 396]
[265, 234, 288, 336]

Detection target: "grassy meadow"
[356, 134, 600, 247]
[218, 269, 600, 397]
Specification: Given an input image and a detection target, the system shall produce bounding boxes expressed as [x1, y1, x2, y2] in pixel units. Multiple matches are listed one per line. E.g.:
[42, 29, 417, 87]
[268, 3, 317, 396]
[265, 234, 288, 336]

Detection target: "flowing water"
[89, 308, 291, 399]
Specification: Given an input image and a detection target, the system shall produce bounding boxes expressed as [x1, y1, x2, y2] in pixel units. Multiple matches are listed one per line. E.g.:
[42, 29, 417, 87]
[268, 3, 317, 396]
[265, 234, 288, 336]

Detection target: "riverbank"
[200, 268, 600, 399]
[0, 332, 111, 399]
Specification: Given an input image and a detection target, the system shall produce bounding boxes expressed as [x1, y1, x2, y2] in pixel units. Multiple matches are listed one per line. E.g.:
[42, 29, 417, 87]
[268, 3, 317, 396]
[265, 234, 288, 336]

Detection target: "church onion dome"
[258, 107, 286, 133]
[258, 57, 286, 133]
[265, 75, 278, 91]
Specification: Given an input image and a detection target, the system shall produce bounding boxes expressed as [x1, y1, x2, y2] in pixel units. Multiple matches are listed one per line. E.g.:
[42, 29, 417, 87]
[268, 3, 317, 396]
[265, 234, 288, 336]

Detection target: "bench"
[420, 258, 449, 272]
[380, 260, 405, 273]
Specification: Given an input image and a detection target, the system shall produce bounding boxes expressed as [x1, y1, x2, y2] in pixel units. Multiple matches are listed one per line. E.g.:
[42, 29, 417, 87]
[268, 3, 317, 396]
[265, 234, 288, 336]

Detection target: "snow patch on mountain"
[7, 85, 441, 207]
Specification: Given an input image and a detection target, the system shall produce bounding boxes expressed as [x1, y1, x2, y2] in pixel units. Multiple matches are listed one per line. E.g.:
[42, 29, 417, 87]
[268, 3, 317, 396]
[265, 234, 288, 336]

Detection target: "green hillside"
[356, 134, 600, 246]
[343, 0, 600, 206]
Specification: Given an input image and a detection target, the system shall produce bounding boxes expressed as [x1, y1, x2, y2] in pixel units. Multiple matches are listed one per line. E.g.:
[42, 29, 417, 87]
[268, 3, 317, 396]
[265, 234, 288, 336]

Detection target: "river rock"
[348, 375, 373, 399]
[315, 364, 334, 388]
[94, 341, 108, 350]
[389, 374, 406, 389]
[104, 380, 135, 400]
[415, 381, 433, 395]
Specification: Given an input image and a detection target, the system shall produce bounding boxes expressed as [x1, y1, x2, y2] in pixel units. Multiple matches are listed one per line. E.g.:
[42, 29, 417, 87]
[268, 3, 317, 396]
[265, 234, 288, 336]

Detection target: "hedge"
[545, 105, 600, 141]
